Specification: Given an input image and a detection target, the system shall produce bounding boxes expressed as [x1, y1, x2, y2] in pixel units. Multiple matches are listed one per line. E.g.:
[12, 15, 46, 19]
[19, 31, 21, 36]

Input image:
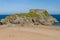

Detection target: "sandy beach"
[0, 25, 60, 40]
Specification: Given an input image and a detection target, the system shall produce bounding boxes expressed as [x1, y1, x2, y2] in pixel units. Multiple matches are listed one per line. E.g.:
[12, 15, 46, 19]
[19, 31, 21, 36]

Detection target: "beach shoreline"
[0, 24, 60, 40]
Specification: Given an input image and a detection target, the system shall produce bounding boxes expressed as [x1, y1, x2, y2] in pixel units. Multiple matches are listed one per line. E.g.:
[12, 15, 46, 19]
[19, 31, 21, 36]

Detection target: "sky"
[0, 0, 60, 15]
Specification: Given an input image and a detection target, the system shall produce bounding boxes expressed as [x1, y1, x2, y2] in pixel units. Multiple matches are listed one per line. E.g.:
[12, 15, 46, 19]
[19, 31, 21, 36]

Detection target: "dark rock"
[0, 22, 3, 25]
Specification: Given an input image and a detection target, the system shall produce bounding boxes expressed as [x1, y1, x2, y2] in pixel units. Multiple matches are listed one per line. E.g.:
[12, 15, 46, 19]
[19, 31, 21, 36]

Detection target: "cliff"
[1, 9, 58, 25]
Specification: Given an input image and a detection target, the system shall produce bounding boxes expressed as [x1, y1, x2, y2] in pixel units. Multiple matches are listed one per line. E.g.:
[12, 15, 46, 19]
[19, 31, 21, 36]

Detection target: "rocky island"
[0, 9, 60, 40]
[1, 9, 58, 25]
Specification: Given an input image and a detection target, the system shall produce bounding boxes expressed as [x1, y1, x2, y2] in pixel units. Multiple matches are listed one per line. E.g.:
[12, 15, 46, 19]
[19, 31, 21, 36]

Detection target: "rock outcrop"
[1, 9, 58, 25]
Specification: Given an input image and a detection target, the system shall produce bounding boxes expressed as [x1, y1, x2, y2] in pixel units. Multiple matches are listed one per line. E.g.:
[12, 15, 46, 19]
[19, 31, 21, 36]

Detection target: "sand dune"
[0, 25, 60, 40]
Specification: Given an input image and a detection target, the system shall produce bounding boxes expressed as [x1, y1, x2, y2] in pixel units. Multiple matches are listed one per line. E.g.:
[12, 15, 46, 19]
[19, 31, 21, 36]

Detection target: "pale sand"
[0, 25, 60, 40]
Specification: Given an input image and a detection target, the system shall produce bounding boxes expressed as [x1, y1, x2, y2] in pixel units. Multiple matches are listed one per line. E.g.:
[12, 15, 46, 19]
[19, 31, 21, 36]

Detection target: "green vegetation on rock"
[14, 12, 40, 18]
[43, 10, 50, 17]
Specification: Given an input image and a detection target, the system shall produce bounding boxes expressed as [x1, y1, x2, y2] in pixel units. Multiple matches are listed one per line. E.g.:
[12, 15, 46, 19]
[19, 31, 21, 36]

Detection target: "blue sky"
[0, 0, 60, 15]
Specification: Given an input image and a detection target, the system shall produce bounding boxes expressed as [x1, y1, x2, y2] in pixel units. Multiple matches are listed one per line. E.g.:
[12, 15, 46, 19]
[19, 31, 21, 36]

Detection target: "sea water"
[0, 15, 60, 26]
[52, 15, 60, 26]
[0, 15, 9, 20]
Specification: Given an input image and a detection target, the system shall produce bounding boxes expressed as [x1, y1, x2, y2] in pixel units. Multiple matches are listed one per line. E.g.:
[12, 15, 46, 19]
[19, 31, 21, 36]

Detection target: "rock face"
[29, 9, 58, 25]
[1, 9, 58, 25]
[0, 22, 3, 25]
